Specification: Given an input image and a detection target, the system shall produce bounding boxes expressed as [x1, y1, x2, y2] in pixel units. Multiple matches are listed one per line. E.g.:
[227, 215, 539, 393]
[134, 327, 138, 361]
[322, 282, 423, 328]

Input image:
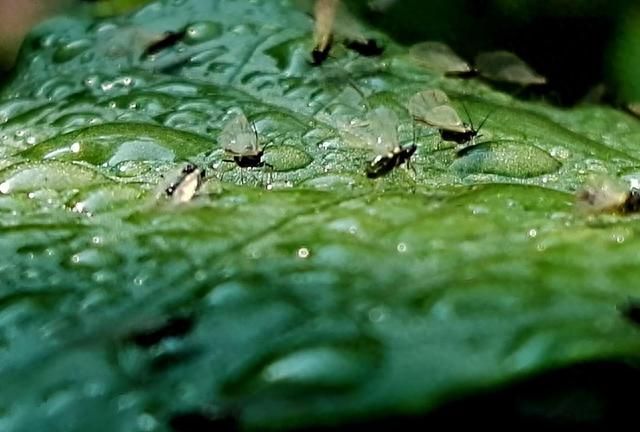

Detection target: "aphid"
[311, 0, 339, 65]
[576, 176, 640, 214]
[408, 89, 488, 145]
[409, 41, 474, 77]
[219, 112, 270, 168]
[353, 106, 416, 179]
[164, 163, 206, 203]
[474, 50, 547, 86]
[309, 0, 383, 65]
[141, 28, 187, 59]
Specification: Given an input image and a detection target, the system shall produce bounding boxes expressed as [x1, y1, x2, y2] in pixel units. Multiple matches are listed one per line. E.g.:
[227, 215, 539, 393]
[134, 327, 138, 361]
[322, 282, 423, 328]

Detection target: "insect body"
[219, 112, 272, 184]
[408, 89, 488, 146]
[349, 106, 416, 179]
[576, 176, 640, 214]
[220, 112, 269, 167]
[366, 143, 417, 178]
[409, 41, 474, 77]
[141, 28, 187, 59]
[164, 163, 205, 203]
[311, 0, 339, 65]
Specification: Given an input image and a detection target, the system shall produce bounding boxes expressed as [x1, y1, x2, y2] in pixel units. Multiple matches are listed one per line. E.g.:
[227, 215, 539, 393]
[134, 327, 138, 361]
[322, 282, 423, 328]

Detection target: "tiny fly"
[408, 89, 489, 145]
[348, 106, 416, 178]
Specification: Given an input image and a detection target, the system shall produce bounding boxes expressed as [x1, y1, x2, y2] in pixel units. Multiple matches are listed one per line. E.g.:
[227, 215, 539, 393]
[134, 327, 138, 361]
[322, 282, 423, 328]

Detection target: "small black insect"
[311, 35, 333, 66]
[164, 163, 206, 203]
[345, 38, 384, 57]
[619, 299, 640, 326]
[169, 409, 238, 432]
[366, 143, 417, 178]
[128, 316, 195, 348]
[141, 28, 187, 59]
[310, 0, 337, 66]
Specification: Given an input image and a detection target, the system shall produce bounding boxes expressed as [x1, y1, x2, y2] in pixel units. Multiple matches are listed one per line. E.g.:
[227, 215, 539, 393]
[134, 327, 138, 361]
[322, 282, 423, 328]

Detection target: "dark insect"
[128, 316, 195, 348]
[169, 410, 238, 432]
[619, 299, 640, 326]
[310, 0, 338, 66]
[311, 40, 333, 66]
[366, 143, 417, 179]
[141, 28, 187, 58]
[345, 38, 384, 57]
[164, 163, 206, 203]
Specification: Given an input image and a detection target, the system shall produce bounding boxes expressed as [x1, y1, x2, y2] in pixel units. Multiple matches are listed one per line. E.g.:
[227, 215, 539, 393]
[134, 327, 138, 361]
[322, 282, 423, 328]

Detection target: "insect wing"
[365, 106, 399, 155]
[475, 51, 546, 86]
[409, 41, 472, 75]
[408, 90, 466, 132]
[220, 113, 259, 155]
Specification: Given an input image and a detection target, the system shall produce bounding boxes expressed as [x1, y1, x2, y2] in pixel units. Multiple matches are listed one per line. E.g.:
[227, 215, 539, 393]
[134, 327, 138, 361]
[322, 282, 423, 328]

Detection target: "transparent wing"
[342, 106, 398, 155]
[365, 106, 399, 155]
[408, 90, 466, 132]
[475, 51, 546, 85]
[576, 175, 628, 213]
[409, 41, 472, 75]
[219, 112, 259, 154]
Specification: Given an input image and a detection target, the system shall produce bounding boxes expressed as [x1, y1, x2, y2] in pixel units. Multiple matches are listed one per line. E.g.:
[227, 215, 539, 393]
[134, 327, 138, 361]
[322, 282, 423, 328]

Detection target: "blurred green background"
[2, 0, 640, 105]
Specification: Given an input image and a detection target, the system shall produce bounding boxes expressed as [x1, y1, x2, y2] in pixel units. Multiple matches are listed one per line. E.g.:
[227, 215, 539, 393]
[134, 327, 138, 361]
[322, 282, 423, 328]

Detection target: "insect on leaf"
[575, 175, 630, 214]
[409, 41, 472, 75]
[408, 89, 467, 133]
[475, 50, 547, 86]
[219, 112, 260, 156]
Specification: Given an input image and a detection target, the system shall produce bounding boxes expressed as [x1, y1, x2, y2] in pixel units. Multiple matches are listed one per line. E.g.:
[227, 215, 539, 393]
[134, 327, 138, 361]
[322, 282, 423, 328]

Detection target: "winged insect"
[475, 50, 546, 86]
[408, 89, 491, 146]
[219, 112, 273, 183]
[409, 41, 474, 77]
[350, 106, 416, 178]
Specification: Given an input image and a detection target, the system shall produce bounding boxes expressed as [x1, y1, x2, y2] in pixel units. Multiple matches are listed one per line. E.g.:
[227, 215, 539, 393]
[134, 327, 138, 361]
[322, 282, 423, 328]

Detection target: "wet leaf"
[2, 0, 640, 431]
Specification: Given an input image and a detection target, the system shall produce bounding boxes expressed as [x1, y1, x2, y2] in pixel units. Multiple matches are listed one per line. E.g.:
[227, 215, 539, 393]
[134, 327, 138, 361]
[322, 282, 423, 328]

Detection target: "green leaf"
[2, 0, 640, 430]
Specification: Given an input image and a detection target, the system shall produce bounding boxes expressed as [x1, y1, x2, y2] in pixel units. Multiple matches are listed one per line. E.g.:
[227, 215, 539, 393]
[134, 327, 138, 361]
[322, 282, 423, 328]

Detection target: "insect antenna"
[461, 100, 475, 131]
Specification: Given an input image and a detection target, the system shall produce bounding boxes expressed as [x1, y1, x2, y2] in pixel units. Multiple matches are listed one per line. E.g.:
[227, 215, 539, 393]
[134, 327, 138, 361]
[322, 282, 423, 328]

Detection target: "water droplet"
[528, 229, 537, 238]
[263, 145, 313, 172]
[185, 22, 223, 44]
[297, 247, 310, 259]
[53, 39, 92, 63]
[396, 242, 407, 253]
